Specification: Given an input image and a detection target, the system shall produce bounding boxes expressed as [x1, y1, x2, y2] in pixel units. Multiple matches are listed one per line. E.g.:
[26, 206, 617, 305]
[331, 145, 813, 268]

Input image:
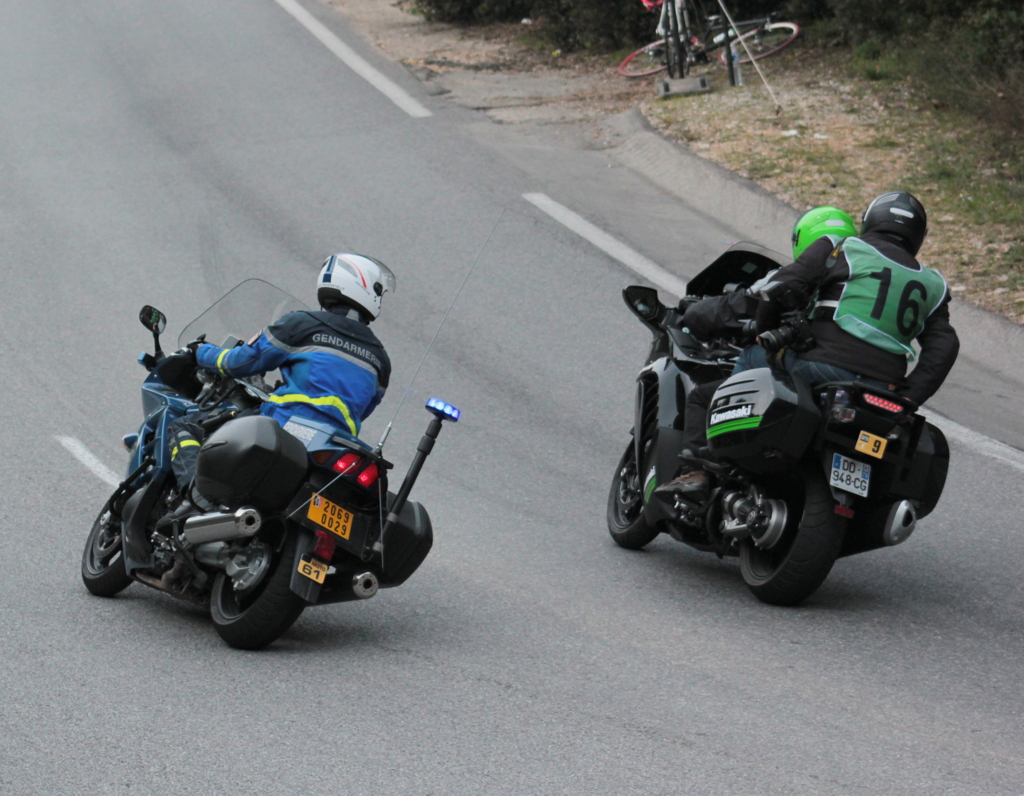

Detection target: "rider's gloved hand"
[184, 334, 206, 355]
[173, 345, 198, 365]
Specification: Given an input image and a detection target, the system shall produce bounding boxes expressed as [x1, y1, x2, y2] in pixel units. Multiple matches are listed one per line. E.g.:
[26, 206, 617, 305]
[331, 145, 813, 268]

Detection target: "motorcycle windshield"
[685, 242, 788, 297]
[177, 279, 311, 348]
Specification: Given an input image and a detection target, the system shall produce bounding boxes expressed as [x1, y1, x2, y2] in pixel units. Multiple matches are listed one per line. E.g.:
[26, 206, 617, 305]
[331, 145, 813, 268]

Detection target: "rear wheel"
[607, 440, 660, 550]
[719, 22, 800, 64]
[739, 467, 845, 605]
[618, 40, 669, 78]
[82, 508, 133, 597]
[209, 530, 306, 650]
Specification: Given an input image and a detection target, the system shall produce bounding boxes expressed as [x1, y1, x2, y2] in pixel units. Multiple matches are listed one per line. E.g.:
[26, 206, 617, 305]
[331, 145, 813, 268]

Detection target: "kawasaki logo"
[710, 404, 754, 425]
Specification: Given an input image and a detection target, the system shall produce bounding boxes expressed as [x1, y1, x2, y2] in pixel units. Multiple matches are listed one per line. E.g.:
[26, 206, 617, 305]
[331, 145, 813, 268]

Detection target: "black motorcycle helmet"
[861, 190, 928, 255]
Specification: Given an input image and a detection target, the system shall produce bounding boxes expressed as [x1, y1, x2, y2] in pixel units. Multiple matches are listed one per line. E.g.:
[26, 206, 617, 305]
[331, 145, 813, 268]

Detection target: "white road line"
[55, 436, 121, 488]
[522, 192, 688, 297]
[273, 0, 432, 119]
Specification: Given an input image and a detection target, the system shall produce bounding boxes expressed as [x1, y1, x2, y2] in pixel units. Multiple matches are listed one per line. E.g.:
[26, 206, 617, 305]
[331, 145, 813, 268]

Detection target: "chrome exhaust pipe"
[882, 500, 917, 546]
[352, 572, 378, 600]
[182, 507, 262, 545]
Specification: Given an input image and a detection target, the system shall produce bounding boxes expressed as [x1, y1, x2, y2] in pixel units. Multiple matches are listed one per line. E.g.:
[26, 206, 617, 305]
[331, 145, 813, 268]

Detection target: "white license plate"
[830, 453, 871, 497]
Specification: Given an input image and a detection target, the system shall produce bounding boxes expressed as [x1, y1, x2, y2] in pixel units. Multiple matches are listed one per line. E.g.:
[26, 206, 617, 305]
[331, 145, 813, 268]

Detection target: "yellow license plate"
[297, 554, 328, 584]
[307, 493, 353, 540]
[855, 430, 888, 459]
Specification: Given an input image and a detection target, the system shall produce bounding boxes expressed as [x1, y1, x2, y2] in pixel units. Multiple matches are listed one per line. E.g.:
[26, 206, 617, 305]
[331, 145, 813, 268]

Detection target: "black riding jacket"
[756, 232, 959, 406]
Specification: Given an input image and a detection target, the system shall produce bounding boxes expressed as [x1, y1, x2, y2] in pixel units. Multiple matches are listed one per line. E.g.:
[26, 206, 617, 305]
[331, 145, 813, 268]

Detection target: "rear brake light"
[312, 529, 337, 562]
[333, 453, 362, 473]
[863, 394, 903, 413]
[356, 463, 379, 488]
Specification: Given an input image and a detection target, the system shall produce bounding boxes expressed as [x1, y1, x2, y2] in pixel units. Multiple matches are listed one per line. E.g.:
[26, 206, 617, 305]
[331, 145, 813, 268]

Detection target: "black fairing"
[120, 480, 162, 569]
[685, 242, 787, 297]
[707, 368, 820, 473]
[195, 415, 308, 512]
[636, 352, 728, 526]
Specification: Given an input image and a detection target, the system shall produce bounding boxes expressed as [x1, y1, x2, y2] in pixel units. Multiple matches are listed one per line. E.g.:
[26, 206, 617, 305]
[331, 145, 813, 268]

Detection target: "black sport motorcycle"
[607, 243, 949, 605]
[82, 280, 459, 648]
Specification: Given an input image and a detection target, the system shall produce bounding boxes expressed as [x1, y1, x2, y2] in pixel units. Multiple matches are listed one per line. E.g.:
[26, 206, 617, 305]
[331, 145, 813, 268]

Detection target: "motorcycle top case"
[706, 367, 820, 473]
[195, 415, 308, 512]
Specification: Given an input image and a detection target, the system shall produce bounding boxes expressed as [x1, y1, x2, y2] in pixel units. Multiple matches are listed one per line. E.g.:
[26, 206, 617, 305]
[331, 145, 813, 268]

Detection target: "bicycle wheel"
[718, 22, 800, 64]
[618, 39, 669, 78]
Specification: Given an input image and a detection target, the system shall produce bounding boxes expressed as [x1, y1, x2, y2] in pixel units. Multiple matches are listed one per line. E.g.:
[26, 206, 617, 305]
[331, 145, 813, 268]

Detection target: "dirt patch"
[326, 0, 1024, 322]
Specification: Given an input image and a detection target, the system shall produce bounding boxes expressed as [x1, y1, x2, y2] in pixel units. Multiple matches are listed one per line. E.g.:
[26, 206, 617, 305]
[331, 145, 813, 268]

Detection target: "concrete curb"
[607, 109, 798, 255]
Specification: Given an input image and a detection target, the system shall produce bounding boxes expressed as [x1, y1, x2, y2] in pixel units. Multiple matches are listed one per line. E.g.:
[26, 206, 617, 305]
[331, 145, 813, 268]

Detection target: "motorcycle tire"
[209, 530, 306, 650]
[607, 441, 660, 550]
[739, 466, 846, 606]
[82, 508, 133, 597]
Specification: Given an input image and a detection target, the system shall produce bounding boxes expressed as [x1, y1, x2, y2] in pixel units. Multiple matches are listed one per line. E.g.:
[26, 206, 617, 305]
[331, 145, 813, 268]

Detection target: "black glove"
[185, 334, 206, 354]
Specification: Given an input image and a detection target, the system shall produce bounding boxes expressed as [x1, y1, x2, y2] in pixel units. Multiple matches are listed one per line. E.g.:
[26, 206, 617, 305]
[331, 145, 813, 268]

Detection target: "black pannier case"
[707, 367, 821, 473]
[195, 415, 308, 512]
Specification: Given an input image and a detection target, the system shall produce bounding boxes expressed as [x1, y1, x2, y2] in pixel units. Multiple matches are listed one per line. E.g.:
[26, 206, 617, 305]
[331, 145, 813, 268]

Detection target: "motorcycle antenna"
[375, 206, 506, 453]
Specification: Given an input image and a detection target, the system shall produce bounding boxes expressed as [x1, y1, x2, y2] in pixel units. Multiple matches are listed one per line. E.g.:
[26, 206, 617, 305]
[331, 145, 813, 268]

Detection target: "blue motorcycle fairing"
[120, 370, 202, 574]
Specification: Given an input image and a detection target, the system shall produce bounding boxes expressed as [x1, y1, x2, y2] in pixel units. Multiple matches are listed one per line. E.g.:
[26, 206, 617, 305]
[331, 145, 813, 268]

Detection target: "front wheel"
[718, 22, 800, 64]
[82, 508, 133, 597]
[739, 467, 845, 605]
[618, 40, 669, 78]
[607, 440, 660, 550]
[209, 530, 306, 650]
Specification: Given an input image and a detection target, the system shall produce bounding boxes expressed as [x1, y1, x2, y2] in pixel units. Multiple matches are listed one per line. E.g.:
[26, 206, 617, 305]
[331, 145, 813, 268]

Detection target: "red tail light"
[862, 394, 903, 413]
[333, 453, 362, 473]
[356, 463, 379, 488]
[312, 529, 337, 562]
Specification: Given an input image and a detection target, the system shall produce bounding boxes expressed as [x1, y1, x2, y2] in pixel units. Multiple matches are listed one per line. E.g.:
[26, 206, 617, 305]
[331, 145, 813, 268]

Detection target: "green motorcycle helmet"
[791, 206, 858, 259]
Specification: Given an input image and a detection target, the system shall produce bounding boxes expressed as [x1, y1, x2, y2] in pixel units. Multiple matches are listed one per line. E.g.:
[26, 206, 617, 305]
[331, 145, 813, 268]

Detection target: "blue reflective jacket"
[196, 309, 391, 436]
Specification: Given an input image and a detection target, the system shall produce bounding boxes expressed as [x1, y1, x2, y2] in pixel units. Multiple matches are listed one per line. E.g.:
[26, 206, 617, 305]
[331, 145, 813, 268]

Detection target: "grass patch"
[865, 135, 901, 149]
[919, 126, 1024, 228]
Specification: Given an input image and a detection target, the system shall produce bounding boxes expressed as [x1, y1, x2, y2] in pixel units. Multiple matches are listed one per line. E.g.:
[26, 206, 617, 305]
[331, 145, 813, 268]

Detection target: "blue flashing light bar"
[426, 398, 461, 422]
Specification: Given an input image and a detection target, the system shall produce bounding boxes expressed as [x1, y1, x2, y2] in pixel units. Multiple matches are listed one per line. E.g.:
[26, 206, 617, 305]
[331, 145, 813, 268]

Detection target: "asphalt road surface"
[2, 2, 1022, 794]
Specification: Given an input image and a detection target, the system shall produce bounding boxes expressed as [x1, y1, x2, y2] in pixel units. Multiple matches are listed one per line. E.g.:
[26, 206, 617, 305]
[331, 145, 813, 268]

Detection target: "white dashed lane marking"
[56, 436, 120, 488]
[273, 0, 432, 119]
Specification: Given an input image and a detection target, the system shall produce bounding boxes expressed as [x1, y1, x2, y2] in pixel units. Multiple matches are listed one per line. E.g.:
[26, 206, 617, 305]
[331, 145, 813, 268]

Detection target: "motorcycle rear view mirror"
[623, 286, 666, 329]
[139, 305, 167, 355]
[139, 305, 167, 334]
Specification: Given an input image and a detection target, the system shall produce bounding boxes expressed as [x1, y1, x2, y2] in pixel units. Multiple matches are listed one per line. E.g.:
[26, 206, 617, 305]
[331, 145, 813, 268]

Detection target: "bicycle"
[618, 0, 800, 79]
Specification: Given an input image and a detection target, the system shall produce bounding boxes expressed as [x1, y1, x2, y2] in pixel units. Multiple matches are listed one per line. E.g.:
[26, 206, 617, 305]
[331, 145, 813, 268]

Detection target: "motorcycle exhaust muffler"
[182, 507, 262, 545]
[882, 500, 917, 546]
[351, 571, 379, 599]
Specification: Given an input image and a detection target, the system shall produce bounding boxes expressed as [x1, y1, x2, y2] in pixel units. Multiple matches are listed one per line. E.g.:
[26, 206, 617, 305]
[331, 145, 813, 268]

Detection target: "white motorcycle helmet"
[316, 253, 396, 322]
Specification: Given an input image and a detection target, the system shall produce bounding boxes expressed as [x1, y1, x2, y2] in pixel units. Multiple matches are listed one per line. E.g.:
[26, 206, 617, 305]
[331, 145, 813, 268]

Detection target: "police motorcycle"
[81, 279, 459, 649]
[607, 243, 949, 605]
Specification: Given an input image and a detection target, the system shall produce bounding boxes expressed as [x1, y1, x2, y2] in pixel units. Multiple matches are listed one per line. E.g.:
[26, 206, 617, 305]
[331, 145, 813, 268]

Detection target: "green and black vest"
[814, 237, 947, 361]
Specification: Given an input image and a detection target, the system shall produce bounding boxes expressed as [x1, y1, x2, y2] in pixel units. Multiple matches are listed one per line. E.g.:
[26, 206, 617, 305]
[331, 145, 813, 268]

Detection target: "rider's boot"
[654, 464, 711, 503]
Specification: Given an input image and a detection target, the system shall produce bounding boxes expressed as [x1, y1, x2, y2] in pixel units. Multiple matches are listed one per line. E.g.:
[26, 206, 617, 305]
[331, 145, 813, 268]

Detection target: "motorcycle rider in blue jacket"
[169, 253, 394, 498]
